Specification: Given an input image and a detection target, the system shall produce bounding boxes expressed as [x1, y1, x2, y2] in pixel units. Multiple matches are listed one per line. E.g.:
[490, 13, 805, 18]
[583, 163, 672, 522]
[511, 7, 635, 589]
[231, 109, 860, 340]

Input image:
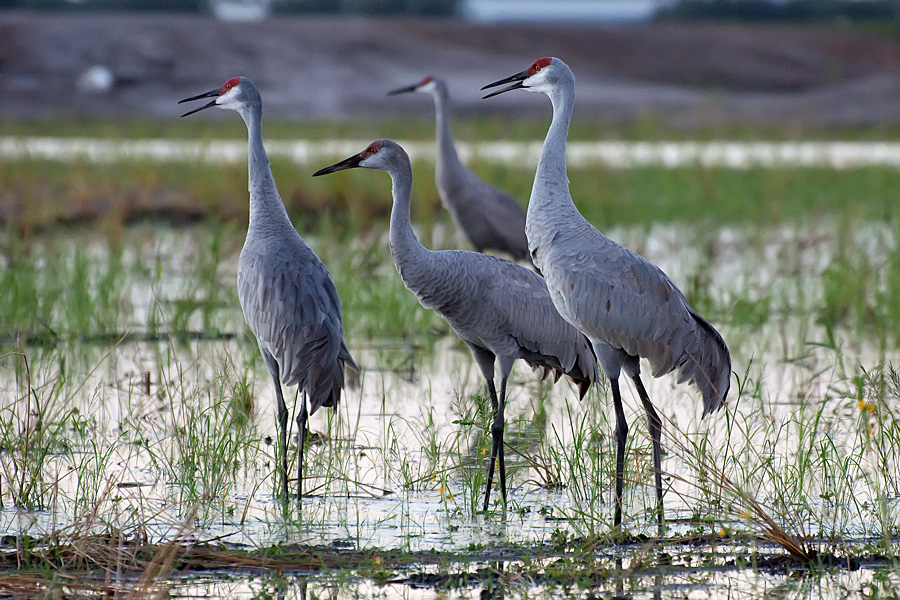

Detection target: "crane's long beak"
[387, 84, 418, 96]
[481, 70, 528, 99]
[313, 153, 363, 176]
[178, 89, 220, 117]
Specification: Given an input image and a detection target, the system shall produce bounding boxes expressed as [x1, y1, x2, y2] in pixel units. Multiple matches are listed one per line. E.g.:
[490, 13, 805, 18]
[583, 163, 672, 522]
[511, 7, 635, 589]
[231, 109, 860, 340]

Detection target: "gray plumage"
[388, 76, 531, 264]
[483, 58, 730, 532]
[314, 140, 598, 511]
[179, 77, 356, 503]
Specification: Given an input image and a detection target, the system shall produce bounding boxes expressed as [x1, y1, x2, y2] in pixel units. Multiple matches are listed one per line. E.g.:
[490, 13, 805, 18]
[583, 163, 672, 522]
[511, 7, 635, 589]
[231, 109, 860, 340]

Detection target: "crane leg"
[483, 378, 507, 511]
[296, 394, 309, 504]
[632, 374, 664, 535]
[262, 351, 290, 501]
[610, 377, 628, 529]
[497, 375, 508, 506]
[272, 374, 289, 501]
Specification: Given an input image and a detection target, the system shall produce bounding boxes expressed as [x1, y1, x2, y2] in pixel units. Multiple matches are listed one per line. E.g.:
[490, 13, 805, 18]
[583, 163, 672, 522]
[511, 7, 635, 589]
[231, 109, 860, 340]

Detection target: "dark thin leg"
[296, 395, 309, 504]
[610, 377, 628, 529]
[496, 376, 508, 507]
[632, 374, 664, 535]
[483, 378, 507, 511]
[272, 373, 289, 501]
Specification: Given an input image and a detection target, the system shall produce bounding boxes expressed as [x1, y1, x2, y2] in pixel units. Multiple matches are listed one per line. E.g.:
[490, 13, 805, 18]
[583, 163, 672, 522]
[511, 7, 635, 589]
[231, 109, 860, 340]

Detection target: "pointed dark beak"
[178, 89, 220, 117]
[313, 153, 363, 177]
[387, 84, 418, 96]
[481, 70, 528, 99]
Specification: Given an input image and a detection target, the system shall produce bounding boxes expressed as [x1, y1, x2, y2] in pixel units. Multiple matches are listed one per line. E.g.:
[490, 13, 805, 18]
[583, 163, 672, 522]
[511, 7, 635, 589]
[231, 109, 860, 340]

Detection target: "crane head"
[178, 77, 245, 117]
[313, 140, 408, 176]
[481, 57, 555, 99]
[387, 75, 438, 96]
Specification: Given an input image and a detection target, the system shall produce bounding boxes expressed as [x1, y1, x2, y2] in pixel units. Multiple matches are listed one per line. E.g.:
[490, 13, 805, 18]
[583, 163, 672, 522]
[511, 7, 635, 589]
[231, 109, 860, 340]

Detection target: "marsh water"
[1, 218, 899, 597]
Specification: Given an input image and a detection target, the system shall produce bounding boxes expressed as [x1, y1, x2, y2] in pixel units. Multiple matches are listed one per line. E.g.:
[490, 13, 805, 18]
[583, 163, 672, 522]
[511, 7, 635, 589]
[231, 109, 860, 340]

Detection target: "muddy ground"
[3, 12, 900, 128]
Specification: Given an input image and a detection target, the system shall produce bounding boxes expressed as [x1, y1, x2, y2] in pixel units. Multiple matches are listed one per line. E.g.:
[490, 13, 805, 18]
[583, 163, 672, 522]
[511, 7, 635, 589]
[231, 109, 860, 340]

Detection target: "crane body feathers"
[397, 247, 597, 391]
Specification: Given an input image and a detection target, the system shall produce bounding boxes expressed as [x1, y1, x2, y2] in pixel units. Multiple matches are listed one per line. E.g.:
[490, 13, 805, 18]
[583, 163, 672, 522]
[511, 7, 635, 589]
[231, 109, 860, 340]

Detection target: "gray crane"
[313, 140, 598, 511]
[179, 77, 357, 503]
[483, 58, 731, 532]
[388, 76, 532, 265]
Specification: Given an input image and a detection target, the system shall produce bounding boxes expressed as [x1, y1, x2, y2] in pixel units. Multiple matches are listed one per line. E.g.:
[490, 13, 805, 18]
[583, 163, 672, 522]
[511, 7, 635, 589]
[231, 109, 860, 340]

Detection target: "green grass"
[2, 154, 898, 243]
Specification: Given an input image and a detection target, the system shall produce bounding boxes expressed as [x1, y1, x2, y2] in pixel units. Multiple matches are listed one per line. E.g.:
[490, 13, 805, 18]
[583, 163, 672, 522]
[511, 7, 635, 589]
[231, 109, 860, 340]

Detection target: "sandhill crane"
[313, 140, 598, 511]
[179, 77, 357, 503]
[388, 76, 532, 265]
[483, 58, 731, 532]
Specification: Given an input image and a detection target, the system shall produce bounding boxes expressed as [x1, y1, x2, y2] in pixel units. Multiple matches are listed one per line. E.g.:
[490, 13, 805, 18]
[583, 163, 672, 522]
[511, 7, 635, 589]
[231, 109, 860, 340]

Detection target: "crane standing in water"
[389, 76, 531, 265]
[180, 77, 357, 503]
[314, 139, 598, 511]
[483, 58, 731, 532]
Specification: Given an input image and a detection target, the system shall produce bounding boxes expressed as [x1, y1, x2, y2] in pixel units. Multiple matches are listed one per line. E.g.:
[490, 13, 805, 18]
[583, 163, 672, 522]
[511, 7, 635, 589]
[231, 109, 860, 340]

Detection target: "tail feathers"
[341, 343, 361, 389]
[570, 375, 592, 400]
[565, 342, 600, 401]
[524, 341, 598, 401]
[677, 309, 731, 417]
[287, 338, 358, 416]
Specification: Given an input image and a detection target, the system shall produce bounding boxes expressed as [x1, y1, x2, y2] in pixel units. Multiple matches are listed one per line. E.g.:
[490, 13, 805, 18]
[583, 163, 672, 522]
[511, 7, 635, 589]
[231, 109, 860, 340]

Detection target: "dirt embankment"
[3, 12, 900, 128]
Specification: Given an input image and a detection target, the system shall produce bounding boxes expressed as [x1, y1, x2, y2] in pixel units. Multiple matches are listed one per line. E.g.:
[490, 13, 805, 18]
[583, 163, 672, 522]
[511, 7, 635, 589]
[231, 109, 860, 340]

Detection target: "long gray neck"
[430, 85, 464, 177]
[239, 103, 292, 233]
[529, 81, 578, 218]
[387, 159, 430, 276]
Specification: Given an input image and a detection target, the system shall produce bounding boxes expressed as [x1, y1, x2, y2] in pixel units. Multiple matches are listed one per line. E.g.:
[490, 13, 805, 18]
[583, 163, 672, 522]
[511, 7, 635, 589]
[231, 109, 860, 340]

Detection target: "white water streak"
[4, 136, 900, 169]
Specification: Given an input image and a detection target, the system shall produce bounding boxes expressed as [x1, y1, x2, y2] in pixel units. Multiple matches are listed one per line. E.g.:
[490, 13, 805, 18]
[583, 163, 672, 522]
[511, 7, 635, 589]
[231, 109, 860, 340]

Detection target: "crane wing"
[238, 246, 356, 414]
[437, 252, 597, 382]
[559, 241, 691, 374]
[547, 232, 729, 411]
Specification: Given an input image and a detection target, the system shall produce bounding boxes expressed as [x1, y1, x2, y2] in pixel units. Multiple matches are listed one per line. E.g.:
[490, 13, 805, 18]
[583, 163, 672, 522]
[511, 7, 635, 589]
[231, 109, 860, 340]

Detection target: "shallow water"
[1, 220, 899, 596]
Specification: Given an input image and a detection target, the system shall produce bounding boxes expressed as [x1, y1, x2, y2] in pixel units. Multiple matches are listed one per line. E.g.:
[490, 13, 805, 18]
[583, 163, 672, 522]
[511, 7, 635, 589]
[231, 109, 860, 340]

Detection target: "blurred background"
[4, 0, 900, 127]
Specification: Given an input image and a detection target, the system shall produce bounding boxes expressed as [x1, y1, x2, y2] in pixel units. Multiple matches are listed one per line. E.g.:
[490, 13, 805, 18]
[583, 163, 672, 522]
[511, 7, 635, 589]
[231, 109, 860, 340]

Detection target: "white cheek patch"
[419, 80, 437, 93]
[216, 85, 241, 106]
[524, 72, 549, 92]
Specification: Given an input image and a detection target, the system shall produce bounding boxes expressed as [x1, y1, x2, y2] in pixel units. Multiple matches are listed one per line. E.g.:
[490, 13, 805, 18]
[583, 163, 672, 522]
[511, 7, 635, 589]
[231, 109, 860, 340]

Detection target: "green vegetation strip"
[1, 155, 895, 235]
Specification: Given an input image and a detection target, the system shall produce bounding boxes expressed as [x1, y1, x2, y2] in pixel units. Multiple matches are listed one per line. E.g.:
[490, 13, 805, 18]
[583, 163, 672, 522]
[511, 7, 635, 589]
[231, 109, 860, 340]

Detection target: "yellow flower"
[739, 510, 752, 520]
[858, 400, 866, 411]
[481, 448, 487, 456]
[447, 493, 455, 502]
[438, 487, 445, 494]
